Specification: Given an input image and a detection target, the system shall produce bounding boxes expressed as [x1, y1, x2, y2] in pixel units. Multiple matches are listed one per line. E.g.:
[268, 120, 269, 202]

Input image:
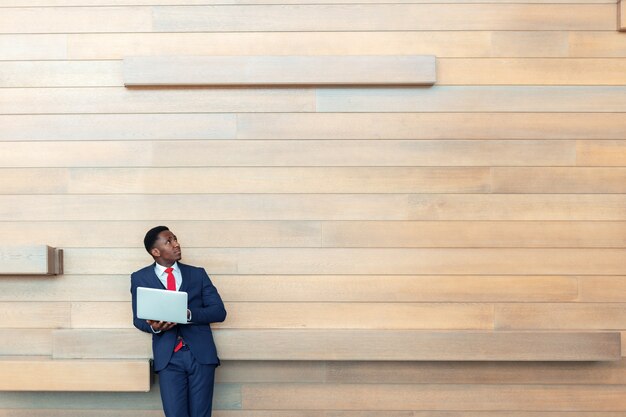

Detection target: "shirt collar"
[154, 261, 179, 277]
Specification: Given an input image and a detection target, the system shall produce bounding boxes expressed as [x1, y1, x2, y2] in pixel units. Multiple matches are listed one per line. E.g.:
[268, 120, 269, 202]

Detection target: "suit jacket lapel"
[178, 263, 189, 293]
[149, 263, 167, 290]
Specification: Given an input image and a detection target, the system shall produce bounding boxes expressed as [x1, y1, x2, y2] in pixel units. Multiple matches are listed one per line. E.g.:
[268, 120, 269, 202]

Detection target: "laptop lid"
[137, 287, 188, 324]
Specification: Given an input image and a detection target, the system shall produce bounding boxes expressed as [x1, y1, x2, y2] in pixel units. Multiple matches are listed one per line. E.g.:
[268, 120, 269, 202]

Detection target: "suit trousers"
[158, 345, 217, 417]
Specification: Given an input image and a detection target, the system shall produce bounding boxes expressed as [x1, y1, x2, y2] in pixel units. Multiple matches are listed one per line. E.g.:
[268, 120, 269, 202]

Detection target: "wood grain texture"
[1, 0, 616, 5]
[568, 32, 626, 57]
[437, 58, 626, 85]
[491, 168, 626, 193]
[0, 167, 492, 194]
[236, 113, 626, 140]
[620, 0, 625, 31]
[0, 61, 122, 88]
[496, 303, 626, 330]
[0, 114, 236, 141]
[0, 275, 129, 302]
[321, 221, 626, 248]
[151, 4, 615, 32]
[0, 141, 576, 167]
[240, 383, 626, 410]
[3, 412, 626, 417]
[2, 194, 626, 221]
[0, 358, 150, 392]
[577, 141, 626, 166]
[0, 302, 70, 329]
[53, 329, 151, 359]
[0, 329, 52, 356]
[69, 301, 495, 330]
[124, 55, 436, 86]
[0, 88, 314, 114]
[0, 245, 60, 275]
[0, 35, 66, 60]
[61, 248, 626, 275]
[316, 86, 626, 112]
[215, 330, 620, 361]
[579, 277, 626, 302]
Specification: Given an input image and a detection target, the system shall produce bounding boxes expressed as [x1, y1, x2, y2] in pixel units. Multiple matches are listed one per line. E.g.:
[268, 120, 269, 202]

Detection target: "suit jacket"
[130, 262, 227, 372]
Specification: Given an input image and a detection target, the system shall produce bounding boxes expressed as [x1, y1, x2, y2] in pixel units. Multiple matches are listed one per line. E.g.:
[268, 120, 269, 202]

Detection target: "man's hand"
[147, 320, 177, 332]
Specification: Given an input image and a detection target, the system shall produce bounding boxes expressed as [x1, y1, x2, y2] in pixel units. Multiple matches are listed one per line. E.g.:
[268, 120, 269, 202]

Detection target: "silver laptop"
[137, 287, 188, 324]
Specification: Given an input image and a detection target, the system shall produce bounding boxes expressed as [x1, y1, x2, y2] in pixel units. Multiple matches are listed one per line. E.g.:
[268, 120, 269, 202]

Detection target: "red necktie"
[165, 267, 184, 352]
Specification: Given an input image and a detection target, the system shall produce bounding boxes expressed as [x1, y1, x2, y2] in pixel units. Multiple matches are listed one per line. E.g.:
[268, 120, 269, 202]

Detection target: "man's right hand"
[147, 320, 177, 332]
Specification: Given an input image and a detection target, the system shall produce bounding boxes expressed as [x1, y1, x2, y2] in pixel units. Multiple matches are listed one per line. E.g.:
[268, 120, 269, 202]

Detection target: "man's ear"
[150, 247, 160, 258]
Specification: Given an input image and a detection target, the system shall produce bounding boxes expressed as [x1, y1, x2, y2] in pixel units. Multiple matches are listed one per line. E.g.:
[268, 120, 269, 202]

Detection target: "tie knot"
[165, 267, 173, 273]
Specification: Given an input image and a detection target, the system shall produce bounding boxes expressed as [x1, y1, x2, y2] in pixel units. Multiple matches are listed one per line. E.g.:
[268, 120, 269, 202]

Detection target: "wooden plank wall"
[1, 0, 626, 415]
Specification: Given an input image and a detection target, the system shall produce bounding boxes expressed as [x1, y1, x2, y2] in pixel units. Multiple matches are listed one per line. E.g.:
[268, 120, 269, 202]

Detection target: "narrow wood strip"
[0, 302, 70, 329]
[124, 55, 436, 86]
[577, 140, 626, 166]
[491, 168, 626, 193]
[0, 245, 60, 275]
[579, 276, 626, 302]
[0, 35, 67, 60]
[496, 303, 626, 330]
[215, 330, 620, 361]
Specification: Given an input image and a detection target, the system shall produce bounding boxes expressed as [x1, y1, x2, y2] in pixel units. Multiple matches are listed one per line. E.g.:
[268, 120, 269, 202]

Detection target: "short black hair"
[144, 225, 169, 254]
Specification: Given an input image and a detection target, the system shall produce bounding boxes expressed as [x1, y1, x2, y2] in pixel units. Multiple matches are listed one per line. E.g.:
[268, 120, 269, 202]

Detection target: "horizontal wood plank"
[124, 55, 436, 86]
[0, 167, 492, 193]
[152, 4, 615, 32]
[0, 141, 577, 168]
[0, 358, 150, 392]
[215, 330, 620, 361]
[491, 168, 626, 193]
[577, 141, 626, 166]
[579, 277, 626, 302]
[236, 113, 626, 140]
[321, 221, 626, 248]
[0, 113, 236, 141]
[1, 194, 625, 221]
[0, 245, 61, 275]
[437, 58, 626, 85]
[496, 303, 626, 330]
[0, 88, 315, 114]
[70, 301, 494, 330]
[568, 32, 626, 57]
[0, 302, 70, 329]
[0, 61, 121, 88]
[1, 0, 616, 5]
[61, 248, 626, 275]
[53, 329, 151, 359]
[241, 382, 626, 410]
[0, 329, 52, 355]
[0, 35, 66, 60]
[316, 86, 626, 113]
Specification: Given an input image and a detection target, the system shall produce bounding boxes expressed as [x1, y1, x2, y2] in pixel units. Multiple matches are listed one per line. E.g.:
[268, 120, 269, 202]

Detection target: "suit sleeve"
[130, 272, 160, 334]
[189, 268, 227, 325]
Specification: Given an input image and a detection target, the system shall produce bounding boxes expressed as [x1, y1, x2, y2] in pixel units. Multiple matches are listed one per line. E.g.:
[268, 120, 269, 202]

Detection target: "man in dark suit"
[131, 226, 227, 417]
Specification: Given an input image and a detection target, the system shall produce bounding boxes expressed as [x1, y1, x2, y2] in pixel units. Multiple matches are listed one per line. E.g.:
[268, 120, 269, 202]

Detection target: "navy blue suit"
[131, 262, 226, 417]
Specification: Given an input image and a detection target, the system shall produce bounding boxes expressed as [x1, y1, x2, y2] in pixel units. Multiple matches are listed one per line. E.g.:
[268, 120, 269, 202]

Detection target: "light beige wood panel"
[0, 167, 491, 194]
[232, 248, 626, 275]
[64, 248, 626, 275]
[316, 87, 626, 113]
[490, 31, 569, 58]
[0, 61, 122, 88]
[0, 140, 572, 168]
[623, 332, 626, 356]
[217, 361, 326, 383]
[70, 302, 494, 330]
[124, 55, 436, 86]
[0, 383, 239, 408]
[0, 88, 314, 114]
[0, 302, 70, 328]
[0, 329, 52, 355]
[569, 32, 626, 57]
[577, 141, 626, 166]
[492, 168, 626, 193]
[0, 7, 152, 33]
[53, 329, 151, 359]
[621, 0, 625, 31]
[0, 412, 164, 417]
[321, 221, 626, 248]
[237, 113, 626, 140]
[326, 360, 626, 384]
[406, 194, 626, 221]
[0, 357, 150, 392]
[217, 330, 619, 361]
[580, 277, 626, 302]
[0, 35, 66, 60]
[241, 383, 626, 410]
[0, 275, 128, 302]
[0, 114, 236, 141]
[496, 303, 626, 330]
[1, 0, 616, 5]
[152, 4, 614, 32]
[0, 221, 320, 248]
[0, 245, 61, 275]
[3, 412, 626, 417]
[0, 194, 413, 221]
[438, 58, 626, 85]
[214, 275, 579, 302]
[2, 194, 626, 221]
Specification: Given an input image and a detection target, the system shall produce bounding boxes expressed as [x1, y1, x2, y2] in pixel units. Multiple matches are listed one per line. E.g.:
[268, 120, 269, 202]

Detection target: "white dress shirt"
[154, 261, 182, 291]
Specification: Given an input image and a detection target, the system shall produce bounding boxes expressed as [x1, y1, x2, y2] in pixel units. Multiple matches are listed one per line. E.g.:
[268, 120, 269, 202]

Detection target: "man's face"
[151, 230, 182, 266]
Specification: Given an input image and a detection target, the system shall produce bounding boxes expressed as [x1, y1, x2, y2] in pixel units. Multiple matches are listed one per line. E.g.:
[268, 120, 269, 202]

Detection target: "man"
[131, 226, 227, 417]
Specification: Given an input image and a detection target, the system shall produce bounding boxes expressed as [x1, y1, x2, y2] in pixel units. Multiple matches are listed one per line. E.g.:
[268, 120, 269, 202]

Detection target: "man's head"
[144, 226, 182, 266]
